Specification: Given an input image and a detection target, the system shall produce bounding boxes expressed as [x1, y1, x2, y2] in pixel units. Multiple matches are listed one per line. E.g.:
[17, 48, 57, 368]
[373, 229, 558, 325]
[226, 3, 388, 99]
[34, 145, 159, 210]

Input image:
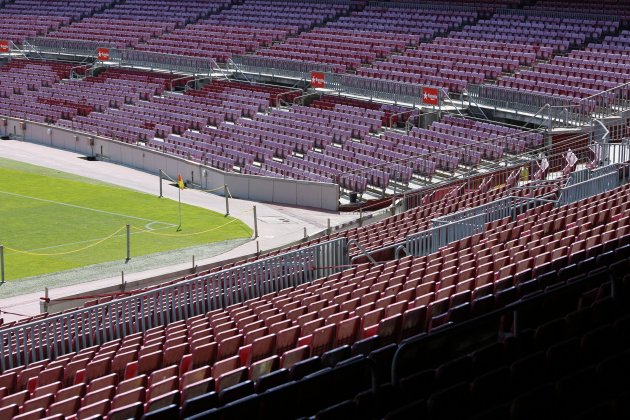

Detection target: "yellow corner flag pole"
[177, 174, 185, 231]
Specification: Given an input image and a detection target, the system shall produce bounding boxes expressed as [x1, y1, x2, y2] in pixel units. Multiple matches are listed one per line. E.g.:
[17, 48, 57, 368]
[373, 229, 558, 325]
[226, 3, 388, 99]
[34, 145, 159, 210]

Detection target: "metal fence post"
[126, 224, 130, 262]
[1, 245, 5, 284]
[253, 206, 258, 238]
[224, 185, 229, 216]
[158, 169, 163, 198]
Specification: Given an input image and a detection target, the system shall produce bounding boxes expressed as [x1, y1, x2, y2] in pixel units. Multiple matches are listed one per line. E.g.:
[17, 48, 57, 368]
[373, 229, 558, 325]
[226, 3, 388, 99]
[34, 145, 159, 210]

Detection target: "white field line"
[0, 189, 179, 255]
[0, 190, 176, 225]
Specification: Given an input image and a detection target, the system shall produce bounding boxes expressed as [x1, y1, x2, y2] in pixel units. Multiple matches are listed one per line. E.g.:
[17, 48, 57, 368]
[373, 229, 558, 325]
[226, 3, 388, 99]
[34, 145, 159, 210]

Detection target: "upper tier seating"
[59, 78, 277, 146]
[449, 13, 618, 53]
[136, 0, 352, 61]
[256, 5, 478, 72]
[0, 61, 78, 123]
[0, 61, 541, 196]
[0, 0, 114, 43]
[310, 95, 414, 127]
[163, 104, 540, 194]
[497, 30, 630, 104]
[356, 11, 616, 93]
[47, 0, 232, 48]
[526, 0, 630, 24]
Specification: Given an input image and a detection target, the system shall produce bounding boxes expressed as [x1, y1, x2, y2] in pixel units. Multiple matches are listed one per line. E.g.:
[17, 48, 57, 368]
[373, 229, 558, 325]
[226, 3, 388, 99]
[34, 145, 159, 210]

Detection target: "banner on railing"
[231, 55, 336, 81]
[0, 41, 9, 54]
[96, 48, 110, 61]
[311, 71, 326, 89]
[320, 72, 435, 106]
[26, 38, 114, 56]
[422, 87, 440, 106]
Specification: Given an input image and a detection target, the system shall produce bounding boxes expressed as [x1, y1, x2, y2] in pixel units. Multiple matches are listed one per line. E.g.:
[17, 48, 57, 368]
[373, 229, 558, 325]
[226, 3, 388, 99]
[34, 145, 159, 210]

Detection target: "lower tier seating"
[0, 171, 628, 419]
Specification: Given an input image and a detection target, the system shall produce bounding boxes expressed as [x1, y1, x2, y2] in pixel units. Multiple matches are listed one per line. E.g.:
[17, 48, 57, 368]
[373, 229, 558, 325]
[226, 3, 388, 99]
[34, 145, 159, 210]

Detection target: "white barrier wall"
[0, 117, 340, 210]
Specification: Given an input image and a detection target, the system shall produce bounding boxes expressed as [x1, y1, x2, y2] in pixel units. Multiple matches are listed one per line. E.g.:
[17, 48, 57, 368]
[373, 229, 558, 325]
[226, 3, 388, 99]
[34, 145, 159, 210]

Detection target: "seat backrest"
[112, 387, 146, 411]
[82, 384, 115, 408]
[46, 395, 81, 417]
[76, 398, 111, 420]
[107, 402, 144, 420]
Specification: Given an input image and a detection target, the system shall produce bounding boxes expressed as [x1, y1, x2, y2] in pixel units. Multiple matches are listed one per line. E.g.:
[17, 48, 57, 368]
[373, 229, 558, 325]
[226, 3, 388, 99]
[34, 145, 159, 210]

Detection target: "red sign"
[97, 48, 110, 61]
[422, 87, 440, 106]
[311, 72, 325, 89]
[0, 41, 9, 54]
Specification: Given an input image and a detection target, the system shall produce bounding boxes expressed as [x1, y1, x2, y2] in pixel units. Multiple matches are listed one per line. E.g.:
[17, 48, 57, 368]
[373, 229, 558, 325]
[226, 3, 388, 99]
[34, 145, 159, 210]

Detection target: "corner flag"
[177, 174, 185, 190]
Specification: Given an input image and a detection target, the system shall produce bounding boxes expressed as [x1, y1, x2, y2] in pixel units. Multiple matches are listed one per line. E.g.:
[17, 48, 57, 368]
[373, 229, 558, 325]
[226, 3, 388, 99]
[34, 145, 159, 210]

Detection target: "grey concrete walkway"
[0, 140, 359, 322]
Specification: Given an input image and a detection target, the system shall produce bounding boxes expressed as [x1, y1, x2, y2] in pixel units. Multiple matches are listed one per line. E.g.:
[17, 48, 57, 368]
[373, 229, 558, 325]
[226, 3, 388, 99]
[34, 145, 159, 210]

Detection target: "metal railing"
[403, 213, 486, 258]
[468, 82, 630, 128]
[467, 84, 590, 127]
[567, 164, 619, 187]
[0, 238, 347, 372]
[230, 57, 436, 106]
[404, 195, 553, 258]
[108, 50, 219, 75]
[231, 55, 336, 82]
[558, 171, 620, 206]
[495, 8, 619, 22]
[583, 82, 630, 121]
[22, 40, 223, 76]
[321, 73, 431, 106]
[369, 1, 477, 13]
[25, 38, 113, 57]
[432, 195, 549, 227]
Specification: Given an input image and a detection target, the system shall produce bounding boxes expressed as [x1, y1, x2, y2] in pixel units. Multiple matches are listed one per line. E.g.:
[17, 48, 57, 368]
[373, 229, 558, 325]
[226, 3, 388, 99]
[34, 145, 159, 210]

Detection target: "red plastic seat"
[46, 396, 81, 418]
[113, 385, 146, 412]
[76, 398, 111, 420]
[280, 345, 310, 370]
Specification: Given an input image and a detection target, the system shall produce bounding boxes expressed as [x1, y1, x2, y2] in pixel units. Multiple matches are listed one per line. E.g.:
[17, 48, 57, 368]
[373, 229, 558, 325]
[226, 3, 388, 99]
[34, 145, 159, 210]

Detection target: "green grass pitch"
[0, 157, 252, 280]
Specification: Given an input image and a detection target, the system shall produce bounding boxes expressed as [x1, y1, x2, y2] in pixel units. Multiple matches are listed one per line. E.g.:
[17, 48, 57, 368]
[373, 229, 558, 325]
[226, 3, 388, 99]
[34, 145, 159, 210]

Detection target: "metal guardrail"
[25, 38, 114, 57]
[567, 164, 619, 187]
[467, 84, 591, 127]
[23, 40, 221, 75]
[468, 83, 630, 128]
[590, 164, 620, 179]
[0, 238, 347, 372]
[558, 171, 619, 206]
[587, 82, 630, 121]
[432, 196, 548, 227]
[109, 50, 219, 75]
[231, 55, 336, 82]
[369, 1, 478, 13]
[322, 73, 429, 106]
[404, 213, 486, 258]
[404, 195, 553, 258]
[495, 8, 620, 22]
[231, 57, 435, 106]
